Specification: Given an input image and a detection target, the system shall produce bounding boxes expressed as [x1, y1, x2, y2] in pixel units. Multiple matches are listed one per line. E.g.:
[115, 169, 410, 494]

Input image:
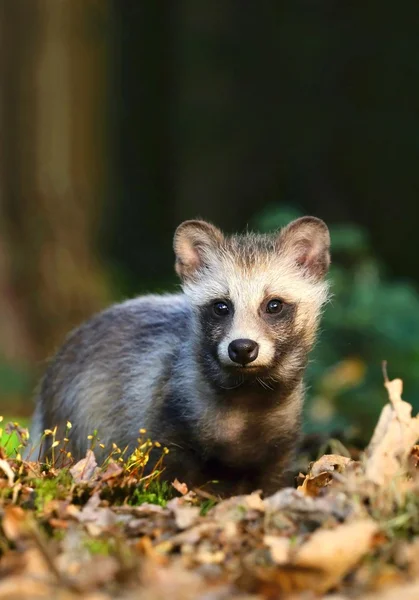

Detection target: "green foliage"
[254, 205, 419, 442]
[0, 362, 32, 396]
[199, 498, 218, 516]
[0, 417, 29, 455]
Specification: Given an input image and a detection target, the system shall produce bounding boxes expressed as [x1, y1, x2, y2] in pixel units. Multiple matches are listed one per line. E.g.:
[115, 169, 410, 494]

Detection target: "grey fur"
[30, 218, 330, 496]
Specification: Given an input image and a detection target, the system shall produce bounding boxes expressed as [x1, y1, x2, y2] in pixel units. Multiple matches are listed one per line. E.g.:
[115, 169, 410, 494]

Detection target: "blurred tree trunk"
[0, 3, 34, 364]
[0, 0, 111, 368]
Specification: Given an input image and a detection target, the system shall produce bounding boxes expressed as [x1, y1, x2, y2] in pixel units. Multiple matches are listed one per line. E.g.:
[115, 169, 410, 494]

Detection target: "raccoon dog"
[30, 217, 330, 496]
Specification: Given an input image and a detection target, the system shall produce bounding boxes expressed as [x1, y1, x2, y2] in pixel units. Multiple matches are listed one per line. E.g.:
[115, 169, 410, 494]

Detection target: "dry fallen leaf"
[3, 373, 419, 599]
[0, 577, 54, 600]
[265, 487, 353, 524]
[290, 519, 378, 593]
[73, 493, 118, 537]
[298, 454, 353, 497]
[172, 478, 189, 495]
[349, 580, 419, 600]
[2, 506, 29, 542]
[365, 377, 419, 485]
[263, 535, 291, 564]
[0, 458, 14, 486]
[409, 445, 419, 469]
[167, 497, 200, 529]
[98, 460, 123, 482]
[70, 450, 99, 483]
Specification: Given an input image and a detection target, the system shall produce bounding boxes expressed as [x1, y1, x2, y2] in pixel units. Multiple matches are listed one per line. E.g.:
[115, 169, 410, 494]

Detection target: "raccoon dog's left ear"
[278, 216, 330, 279]
[174, 220, 224, 280]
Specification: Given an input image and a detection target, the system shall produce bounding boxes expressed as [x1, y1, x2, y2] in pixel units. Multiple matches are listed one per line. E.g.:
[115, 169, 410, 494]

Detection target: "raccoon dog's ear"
[174, 220, 224, 280]
[278, 216, 330, 279]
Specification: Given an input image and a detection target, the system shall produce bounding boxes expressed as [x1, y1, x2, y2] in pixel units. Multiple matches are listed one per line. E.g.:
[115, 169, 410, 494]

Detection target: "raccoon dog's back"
[31, 217, 331, 496]
[35, 294, 190, 459]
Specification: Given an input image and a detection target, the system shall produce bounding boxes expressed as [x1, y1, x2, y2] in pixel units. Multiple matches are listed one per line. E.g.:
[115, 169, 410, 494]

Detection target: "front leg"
[257, 449, 298, 496]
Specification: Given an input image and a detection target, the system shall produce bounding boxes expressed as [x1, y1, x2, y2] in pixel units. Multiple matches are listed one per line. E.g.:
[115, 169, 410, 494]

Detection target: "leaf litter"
[1, 373, 419, 598]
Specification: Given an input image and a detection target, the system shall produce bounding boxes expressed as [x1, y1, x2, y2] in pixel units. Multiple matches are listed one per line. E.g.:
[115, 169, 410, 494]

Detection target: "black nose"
[228, 339, 259, 365]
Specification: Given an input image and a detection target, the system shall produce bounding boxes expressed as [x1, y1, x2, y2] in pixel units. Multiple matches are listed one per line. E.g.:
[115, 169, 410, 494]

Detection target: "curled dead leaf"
[298, 454, 353, 497]
[172, 479, 188, 495]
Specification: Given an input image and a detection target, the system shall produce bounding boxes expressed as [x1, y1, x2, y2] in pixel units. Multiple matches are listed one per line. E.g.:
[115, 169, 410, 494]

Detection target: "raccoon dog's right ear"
[174, 220, 224, 280]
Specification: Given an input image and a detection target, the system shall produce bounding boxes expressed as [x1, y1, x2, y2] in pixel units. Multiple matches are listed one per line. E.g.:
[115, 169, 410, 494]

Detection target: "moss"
[32, 469, 73, 514]
[128, 480, 174, 507]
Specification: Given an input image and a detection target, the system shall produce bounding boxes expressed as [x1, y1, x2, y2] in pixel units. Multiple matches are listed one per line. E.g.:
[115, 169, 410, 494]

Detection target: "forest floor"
[1, 375, 419, 599]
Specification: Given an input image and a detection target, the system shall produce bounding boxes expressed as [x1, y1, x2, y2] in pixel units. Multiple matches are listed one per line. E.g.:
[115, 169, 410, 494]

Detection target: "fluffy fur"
[29, 217, 330, 496]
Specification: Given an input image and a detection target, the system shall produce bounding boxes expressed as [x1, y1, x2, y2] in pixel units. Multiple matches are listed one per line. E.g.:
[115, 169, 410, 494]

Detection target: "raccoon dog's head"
[174, 217, 330, 392]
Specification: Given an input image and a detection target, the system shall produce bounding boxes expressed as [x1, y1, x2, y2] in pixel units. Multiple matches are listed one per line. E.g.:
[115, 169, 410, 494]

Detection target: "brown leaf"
[263, 535, 291, 564]
[2, 506, 28, 542]
[167, 496, 200, 529]
[0, 577, 52, 600]
[409, 445, 419, 469]
[265, 487, 353, 524]
[365, 378, 419, 485]
[67, 555, 120, 591]
[69, 450, 99, 483]
[290, 519, 378, 593]
[98, 460, 123, 482]
[298, 454, 353, 497]
[352, 580, 419, 600]
[174, 505, 200, 530]
[309, 454, 352, 478]
[21, 547, 53, 579]
[172, 478, 188, 495]
[136, 559, 210, 600]
[73, 493, 118, 536]
[0, 546, 56, 599]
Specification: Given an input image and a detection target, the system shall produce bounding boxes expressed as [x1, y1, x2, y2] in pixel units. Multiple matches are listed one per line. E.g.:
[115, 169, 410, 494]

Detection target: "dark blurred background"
[1, 1, 419, 445]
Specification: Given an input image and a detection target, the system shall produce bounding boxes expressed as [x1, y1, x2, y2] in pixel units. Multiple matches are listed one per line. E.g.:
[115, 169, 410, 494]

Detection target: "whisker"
[257, 377, 274, 391]
[219, 376, 245, 390]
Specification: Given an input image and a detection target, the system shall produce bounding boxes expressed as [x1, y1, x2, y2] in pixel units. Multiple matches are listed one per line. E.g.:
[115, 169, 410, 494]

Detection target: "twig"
[382, 360, 389, 383]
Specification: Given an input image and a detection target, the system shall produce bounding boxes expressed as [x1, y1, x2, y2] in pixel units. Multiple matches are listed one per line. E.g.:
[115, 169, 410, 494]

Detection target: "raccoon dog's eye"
[213, 301, 230, 316]
[266, 299, 284, 314]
